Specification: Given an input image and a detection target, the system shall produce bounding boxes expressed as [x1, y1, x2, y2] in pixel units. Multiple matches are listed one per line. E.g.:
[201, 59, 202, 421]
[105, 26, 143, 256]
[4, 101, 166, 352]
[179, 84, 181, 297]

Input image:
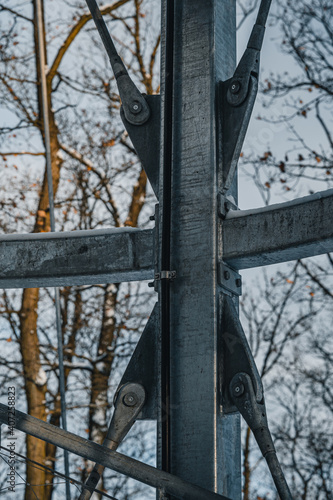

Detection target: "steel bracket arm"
[85, 0, 161, 198]
[218, 0, 272, 193]
[230, 374, 293, 500]
[220, 295, 293, 500]
[79, 383, 146, 499]
[220, 294, 263, 413]
[85, 0, 150, 125]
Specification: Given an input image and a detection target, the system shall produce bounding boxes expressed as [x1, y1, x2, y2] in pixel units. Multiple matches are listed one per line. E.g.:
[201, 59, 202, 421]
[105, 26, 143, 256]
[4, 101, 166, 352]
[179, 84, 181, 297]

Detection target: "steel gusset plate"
[218, 294, 263, 413]
[218, 75, 258, 194]
[121, 95, 161, 198]
[117, 302, 159, 420]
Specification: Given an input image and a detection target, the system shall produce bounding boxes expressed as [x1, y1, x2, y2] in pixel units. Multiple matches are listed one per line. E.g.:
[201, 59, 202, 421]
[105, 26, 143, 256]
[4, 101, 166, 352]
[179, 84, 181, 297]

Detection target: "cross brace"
[0, 189, 332, 289]
[0, 227, 154, 288]
[0, 403, 230, 500]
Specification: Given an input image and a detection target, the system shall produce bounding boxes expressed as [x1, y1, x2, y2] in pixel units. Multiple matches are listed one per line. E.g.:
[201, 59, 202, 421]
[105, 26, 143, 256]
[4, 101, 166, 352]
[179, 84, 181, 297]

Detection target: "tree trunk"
[243, 425, 251, 500]
[83, 167, 148, 495]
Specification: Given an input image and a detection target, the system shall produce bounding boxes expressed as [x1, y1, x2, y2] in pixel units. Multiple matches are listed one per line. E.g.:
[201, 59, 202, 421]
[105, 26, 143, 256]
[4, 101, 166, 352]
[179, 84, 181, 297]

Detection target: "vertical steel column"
[158, 1, 241, 498]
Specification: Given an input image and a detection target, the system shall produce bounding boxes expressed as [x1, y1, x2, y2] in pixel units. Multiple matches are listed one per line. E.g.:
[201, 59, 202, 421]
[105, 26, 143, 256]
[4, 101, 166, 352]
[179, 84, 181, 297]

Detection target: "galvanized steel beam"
[1, 189, 331, 290]
[223, 189, 333, 269]
[0, 227, 154, 288]
[157, 1, 241, 498]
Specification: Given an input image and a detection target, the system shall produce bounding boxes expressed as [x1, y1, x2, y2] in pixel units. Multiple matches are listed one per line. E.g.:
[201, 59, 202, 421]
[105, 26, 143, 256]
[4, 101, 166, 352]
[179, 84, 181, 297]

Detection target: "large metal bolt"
[123, 392, 138, 407]
[235, 278, 241, 288]
[131, 101, 142, 114]
[233, 383, 244, 397]
[224, 270, 230, 280]
[230, 80, 241, 94]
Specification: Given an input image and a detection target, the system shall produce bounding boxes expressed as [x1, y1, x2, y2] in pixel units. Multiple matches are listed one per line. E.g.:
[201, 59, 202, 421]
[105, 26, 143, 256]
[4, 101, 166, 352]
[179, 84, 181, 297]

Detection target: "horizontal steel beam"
[0, 404, 230, 500]
[223, 189, 333, 269]
[2, 189, 331, 289]
[0, 227, 154, 288]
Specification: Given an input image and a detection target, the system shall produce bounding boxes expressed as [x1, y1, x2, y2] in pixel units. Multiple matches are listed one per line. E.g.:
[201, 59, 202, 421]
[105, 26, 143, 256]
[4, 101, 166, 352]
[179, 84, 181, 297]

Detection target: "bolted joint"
[231, 382, 244, 398]
[123, 392, 139, 407]
[218, 262, 242, 296]
[130, 100, 142, 114]
[230, 80, 241, 94]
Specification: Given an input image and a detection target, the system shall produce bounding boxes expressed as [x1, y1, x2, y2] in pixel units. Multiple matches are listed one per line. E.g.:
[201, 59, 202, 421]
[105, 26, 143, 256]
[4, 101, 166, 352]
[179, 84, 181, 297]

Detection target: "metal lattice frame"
[1, 0, 332, 499]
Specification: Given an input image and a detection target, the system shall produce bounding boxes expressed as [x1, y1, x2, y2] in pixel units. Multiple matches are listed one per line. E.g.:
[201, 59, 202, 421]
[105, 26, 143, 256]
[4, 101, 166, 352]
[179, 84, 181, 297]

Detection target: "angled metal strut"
[219, 0, 272, 193]
[86, 0, 150, 125]
[218, 1, 293, 497]
[79, 383, 146, 499]
[221, 296, 293, 500]
[0, 403, 231, 500]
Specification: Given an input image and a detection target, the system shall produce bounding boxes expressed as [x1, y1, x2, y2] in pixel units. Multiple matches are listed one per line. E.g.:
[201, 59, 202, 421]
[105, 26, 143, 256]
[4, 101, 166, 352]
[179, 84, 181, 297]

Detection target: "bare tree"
[238, 1, 333, 497]
[0, 1, 160, 498]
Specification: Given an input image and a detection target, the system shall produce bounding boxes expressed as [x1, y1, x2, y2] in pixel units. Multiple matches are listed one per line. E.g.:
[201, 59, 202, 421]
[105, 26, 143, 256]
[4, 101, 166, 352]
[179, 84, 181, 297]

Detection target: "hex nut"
[232, 383, 245, 397]
[123, 392, 138, 407]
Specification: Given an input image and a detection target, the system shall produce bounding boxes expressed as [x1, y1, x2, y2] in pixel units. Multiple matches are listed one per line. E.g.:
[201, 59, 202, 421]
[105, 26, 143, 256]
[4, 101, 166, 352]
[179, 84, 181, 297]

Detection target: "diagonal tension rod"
[219, 0, 273, 193]
[0, 403, 231, 500]
[85, 0, 150, 125]
[230, 373, 293, 500]
[221, 296, 293, 500]
[79, 383, 146, 499]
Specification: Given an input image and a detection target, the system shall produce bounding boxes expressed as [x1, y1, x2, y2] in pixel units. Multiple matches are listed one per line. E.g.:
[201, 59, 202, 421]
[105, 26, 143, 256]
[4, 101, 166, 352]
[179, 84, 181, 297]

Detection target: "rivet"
[123, 392, 138, 407]
[131, 101, 142, 114]
[230, 80, 241, 94]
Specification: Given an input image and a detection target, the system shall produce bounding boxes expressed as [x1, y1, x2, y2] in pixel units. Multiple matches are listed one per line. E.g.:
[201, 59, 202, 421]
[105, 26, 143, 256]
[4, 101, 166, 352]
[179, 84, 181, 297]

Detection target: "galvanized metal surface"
[219, 294, 263, 414]
[121, 95, 161, 198]
[118, 303, 159, 420]
[1, 0, 327, 496]
[86, 0, 150, 126]
[1, 188, 332, 289]
[223, 189, 333, 269]
[218, 262, 242, 296]
[0, 403, 231, 500]
[230, 373, 292, 500]
[157, 0, 241, 497]
[0, 227, 154, 288]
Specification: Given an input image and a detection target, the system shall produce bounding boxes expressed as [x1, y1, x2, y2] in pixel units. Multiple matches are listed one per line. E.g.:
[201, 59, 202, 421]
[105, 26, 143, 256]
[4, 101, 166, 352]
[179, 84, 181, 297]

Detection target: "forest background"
[0, 0, 332, 499]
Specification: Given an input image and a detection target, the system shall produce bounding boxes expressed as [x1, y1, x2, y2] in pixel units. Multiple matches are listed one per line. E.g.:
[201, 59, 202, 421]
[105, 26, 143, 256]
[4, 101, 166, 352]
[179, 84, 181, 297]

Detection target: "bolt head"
[233, 382, 244, 397]
[230, 80, 241, 94]
[131, 101, 142, 114]
[235, 278, 241, 288]
[123, 392, 138, 407]
[224, 270, 230, 280]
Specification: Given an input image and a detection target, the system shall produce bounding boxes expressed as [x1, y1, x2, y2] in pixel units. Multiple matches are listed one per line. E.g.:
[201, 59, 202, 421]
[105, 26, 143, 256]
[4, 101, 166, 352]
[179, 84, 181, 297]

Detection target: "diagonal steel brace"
[218, 0, 272, 193]
[79, 383, 146, 499]
[0, 403, 231, 500]
[220, 294, 293, 500]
